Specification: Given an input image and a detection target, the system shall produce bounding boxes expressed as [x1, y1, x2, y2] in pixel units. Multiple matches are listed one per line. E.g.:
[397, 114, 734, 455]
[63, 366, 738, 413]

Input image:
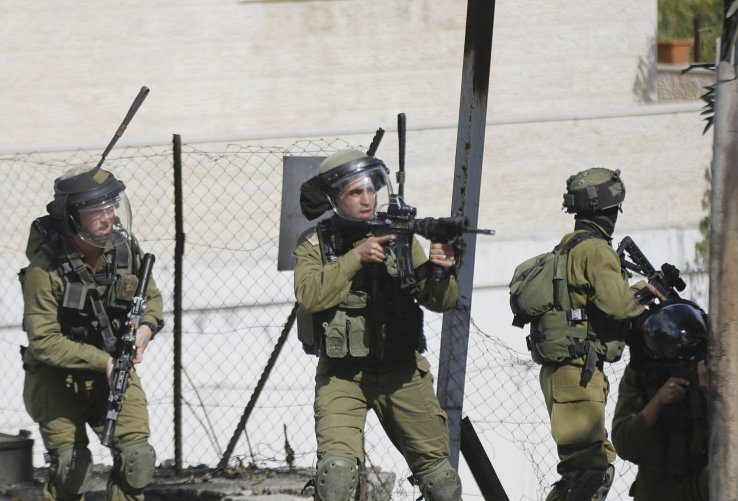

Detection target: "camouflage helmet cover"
[562, 167, 625, 213]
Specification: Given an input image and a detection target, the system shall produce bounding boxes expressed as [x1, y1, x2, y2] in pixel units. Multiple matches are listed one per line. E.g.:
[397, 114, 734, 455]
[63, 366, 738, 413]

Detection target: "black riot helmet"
[641, 299, 708, 361]
[300, 149, 392, 221]
[562, 167, 625, 214]
[46, 166, 132, 248]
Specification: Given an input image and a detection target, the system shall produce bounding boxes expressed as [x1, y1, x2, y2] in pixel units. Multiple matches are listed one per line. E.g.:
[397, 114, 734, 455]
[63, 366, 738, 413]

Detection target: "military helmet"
[641, 300, 708, 361]
[562, 168, 625, 214]
[46, 166, 132, 248]
[317, 149, 392, 221]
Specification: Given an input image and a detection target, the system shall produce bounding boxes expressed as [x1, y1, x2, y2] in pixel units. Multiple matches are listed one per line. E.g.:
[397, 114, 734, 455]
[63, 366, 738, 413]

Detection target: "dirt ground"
[0, 464, 315, 501]
[0, 463, 396, 500]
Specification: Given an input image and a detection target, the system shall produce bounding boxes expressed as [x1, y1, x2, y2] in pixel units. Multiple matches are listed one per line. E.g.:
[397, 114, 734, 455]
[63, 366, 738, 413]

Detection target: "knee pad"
[50, 444, 92, 498]
[554, 464, 614, 501]
[414, 459, 462, 501]
[315, 453, 359, 501]
[115, 439, 156, 492]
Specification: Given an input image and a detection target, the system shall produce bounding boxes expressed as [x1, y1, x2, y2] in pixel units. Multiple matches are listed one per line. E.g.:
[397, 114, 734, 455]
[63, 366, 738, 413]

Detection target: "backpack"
[508, 232, 626, 385]
[508, 232, 593, 329]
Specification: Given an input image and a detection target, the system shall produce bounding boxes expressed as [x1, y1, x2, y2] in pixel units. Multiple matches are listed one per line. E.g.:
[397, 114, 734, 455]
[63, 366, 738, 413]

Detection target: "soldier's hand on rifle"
[429, 242, 455, 270]
[642, 376, 690, 425]
[353, 235, 395, 264]
[106, 356, 134, 388]
[106, 357, 115, 387]
[656, 377, 690, 406]
[133, 324, 154, 364]
[634, 280, 667, 303]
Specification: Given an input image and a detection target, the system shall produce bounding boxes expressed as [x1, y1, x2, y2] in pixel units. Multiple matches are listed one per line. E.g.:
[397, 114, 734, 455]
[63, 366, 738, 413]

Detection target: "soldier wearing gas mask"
[20, 166, 164, 501]
[612, 299, 709, 501]
[294, 149, 462, 500]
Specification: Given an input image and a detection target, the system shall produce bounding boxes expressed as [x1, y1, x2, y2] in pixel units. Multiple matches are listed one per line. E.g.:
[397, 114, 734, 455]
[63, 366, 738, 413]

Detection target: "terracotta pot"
[657, 39, 693, 64]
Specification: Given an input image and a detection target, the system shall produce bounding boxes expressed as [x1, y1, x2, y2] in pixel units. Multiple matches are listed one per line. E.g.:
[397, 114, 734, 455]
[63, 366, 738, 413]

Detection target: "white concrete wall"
[2, 0, 658, 152]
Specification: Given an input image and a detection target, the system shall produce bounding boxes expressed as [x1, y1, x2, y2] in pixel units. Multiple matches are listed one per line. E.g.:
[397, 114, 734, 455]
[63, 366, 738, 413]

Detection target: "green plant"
[695, 167, 711, 270]
[658, 0, 723, 62]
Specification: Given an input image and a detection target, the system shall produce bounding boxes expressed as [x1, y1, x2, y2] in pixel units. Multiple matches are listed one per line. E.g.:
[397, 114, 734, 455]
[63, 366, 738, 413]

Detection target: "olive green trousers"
[24, 364, 151, 501]
[540, 361, 616, 473]
[314, 352, 450, 474]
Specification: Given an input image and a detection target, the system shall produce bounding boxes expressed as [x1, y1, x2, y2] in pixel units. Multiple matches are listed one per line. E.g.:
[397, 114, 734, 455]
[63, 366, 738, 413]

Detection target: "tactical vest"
[297, 219, 425, 360]
[19, 216, 139, 354]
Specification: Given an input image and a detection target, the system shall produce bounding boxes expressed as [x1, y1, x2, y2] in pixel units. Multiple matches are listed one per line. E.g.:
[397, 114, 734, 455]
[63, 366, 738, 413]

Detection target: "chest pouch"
[62, 281, 88, 311]
[109, 274, 138, 309]
[322, 290, 369, 358]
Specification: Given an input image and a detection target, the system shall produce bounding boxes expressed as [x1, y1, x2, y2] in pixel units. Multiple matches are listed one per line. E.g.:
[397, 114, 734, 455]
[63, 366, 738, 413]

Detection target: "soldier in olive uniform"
[294, 149, 462, 501]
[612, 300, 709, 501]
[534, 168, 661, 501]
[20, 166, 164, 501]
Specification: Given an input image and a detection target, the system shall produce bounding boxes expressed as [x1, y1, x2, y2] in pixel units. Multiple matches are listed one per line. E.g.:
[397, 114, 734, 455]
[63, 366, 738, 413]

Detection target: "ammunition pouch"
[297, 305, 324, 356]
[298, 289, 424, 360]
[526, 309, 623, 387]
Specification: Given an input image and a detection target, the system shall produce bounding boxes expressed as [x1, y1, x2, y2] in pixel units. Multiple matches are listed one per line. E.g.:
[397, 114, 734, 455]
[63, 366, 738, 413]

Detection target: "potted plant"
[657, 0, 722, 64]
[657, 39, 693, 64]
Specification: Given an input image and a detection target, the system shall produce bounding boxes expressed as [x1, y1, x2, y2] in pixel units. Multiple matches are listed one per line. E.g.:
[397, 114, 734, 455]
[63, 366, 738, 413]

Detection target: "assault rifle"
[616, 236, 686, 304]
[101, 253, 155, 447]
[367, 113, 494, 288]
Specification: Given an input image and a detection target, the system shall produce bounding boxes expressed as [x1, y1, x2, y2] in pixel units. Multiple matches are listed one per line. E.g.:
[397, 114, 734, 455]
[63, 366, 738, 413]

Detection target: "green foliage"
[658, 0, 724, 62]
[695, 167, 711, 270]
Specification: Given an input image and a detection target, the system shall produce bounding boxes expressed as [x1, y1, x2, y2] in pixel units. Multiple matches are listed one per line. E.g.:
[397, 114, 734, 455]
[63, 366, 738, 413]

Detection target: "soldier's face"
[79, 204, 115, 238]
[338, 177, 376, 220]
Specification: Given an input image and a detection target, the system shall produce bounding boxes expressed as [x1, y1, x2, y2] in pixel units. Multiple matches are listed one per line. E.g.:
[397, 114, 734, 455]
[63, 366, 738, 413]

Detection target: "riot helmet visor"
[73, 192, 132, 248]
[325, 165, 392, 221]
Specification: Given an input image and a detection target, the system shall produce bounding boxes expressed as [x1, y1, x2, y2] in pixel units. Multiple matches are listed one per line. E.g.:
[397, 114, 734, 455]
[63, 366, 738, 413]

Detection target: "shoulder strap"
[316, 219, 338, 264]
[552, 231, 596, 312]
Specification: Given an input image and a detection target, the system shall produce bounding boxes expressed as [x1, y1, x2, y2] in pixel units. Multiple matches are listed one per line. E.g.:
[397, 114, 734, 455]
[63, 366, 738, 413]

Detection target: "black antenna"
[397, 112, 406, 199]
[94, 86, 150, 172]
[366, 127, 385, 156]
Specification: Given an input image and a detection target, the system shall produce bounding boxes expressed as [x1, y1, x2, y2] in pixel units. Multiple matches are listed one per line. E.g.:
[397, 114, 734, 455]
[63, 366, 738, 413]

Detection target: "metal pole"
[217, 303, 299, 471]
[173, 134, 184, 471]
[460, 417, 509, 500]
[437, 0, 495, 468]
[707, 29, 738, 498]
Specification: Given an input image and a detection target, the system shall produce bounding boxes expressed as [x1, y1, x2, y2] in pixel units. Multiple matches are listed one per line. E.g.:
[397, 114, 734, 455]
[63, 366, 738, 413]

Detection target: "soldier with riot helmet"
[20, 166, 164, 501]
[533, 168, 663, 501]
[612, 299, 709, 500]
[294, 149, 462, 501]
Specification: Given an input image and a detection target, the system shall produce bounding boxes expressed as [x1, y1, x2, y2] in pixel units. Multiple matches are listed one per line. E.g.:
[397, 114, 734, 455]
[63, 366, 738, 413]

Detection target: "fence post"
[173, 134, 184, 471]
[708, 27, 738, 498]
[437, 0, 495, 468]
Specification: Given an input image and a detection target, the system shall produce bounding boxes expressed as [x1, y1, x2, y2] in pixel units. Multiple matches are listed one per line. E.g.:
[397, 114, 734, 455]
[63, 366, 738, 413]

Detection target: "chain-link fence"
[0, 139, 709, 500]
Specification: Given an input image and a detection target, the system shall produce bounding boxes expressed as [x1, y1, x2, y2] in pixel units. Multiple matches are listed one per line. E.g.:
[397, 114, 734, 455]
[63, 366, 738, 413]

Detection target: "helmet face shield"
[72, 192, 132, 248]
[642, 302, 708, 361]
[325, 165, 392, 221]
